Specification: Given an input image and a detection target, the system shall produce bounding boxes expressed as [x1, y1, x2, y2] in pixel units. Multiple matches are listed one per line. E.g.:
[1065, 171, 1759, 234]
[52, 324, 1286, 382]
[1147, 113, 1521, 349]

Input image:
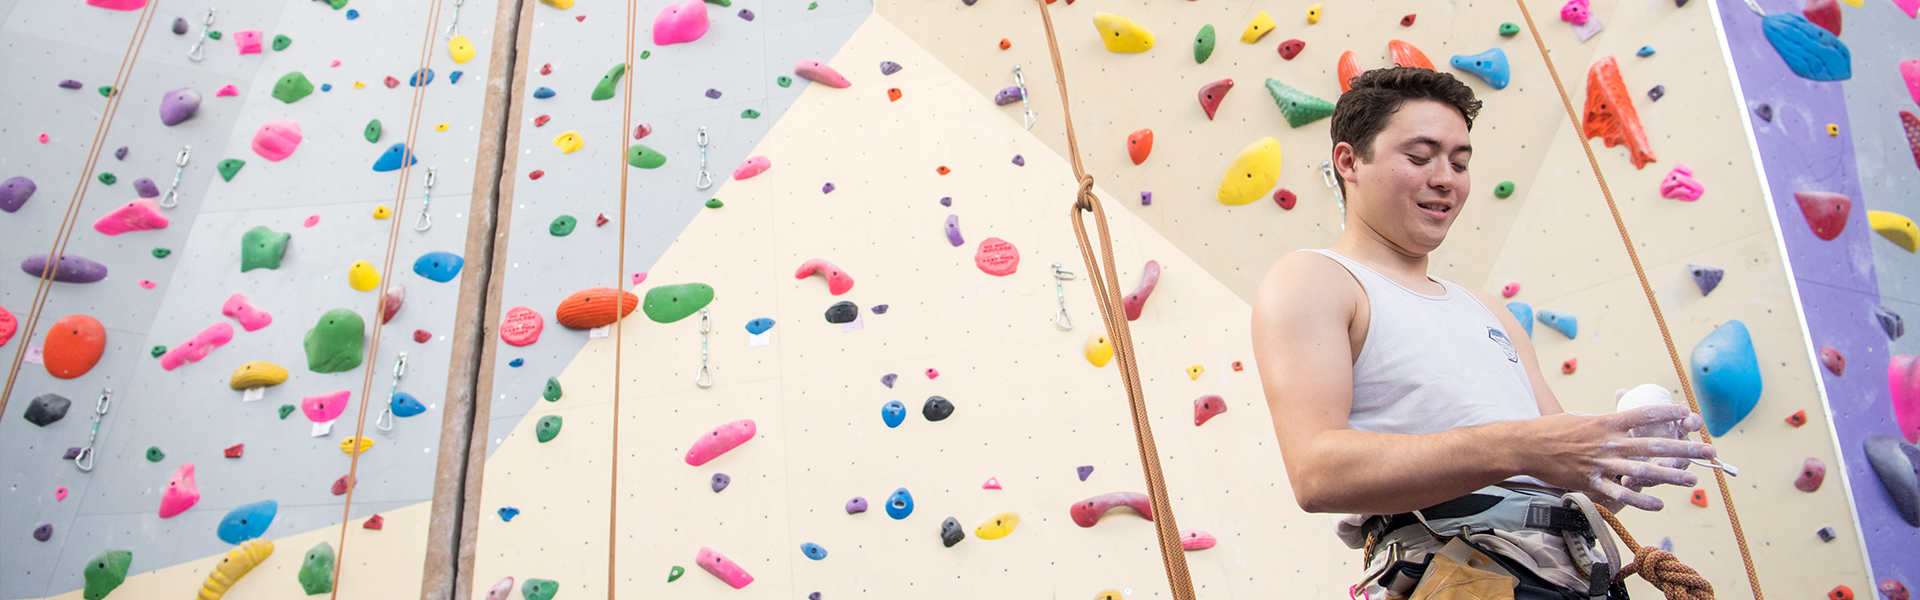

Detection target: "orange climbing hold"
[1830, 585, 1855, 600]
[936, 165, 951, 175]
[1561, 358, 1578, 374]
[1787, 409, 1809, 427]
[887, 87, 903, 102]
[1388, 40, 1433, 70]
[1690, 488, 1708, 507]
[1127, 129, 1153, 165]
[1582, 56, 1657, 169]
[1338, 51, 1363, 92]
[555, 287, 639, 329]
[43, 314, 106, 379]
[999, 38, 1011, 50]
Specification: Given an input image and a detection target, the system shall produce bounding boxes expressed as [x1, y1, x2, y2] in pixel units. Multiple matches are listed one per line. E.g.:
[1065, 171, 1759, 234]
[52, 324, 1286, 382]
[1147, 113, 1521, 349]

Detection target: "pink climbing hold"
[1795, 457, 1827, 492]
[1560, 0, 1591, 25]
[1901, 60, 1920, 107]
[794, 60, 852, 88]
[975, 237, 1020, 276]
[234, 29, 263, 54]
[303, 215, 320, 228]
[1179, 529, 1217, 550]
[0, 307, 13, 347]
[92, 198, 170, 235]
[158, 463, 199, 518]
[696, 547, 755, 589]
[1893, 355, 1919, 443]
[733, 155, 771, 180]
[1070, 491, 1153, 527]
[159, 322, 233, 370]
[1501, 282, 1521, 298]
[1894, 0, 1919, 18]
[1820, 345, 1846, 375]
[925, 367, 940, 379]
[485, 577, 515, 600]
[685, 419, 756, 466]
[55, 486, 67, 501]
[37, 133, 48, 144]
[1659, 163, 1704, 201]
[221, 294, 273, 331]
[139, 279, 156, 289]
[652, 0, 710, 45]
[794, 258, 855, 295]
[252, 120, 304, 162]
[632, 271, 648, 285]
[499, 306, 543, 346]
[1123, 260, 1159, 321]
[86, 0, 147, 10]
[1194, 394, 1228, 426]
[303, 390, 351, 422]
[982, 477, 1002, 490]
[215, 84, 238, 97]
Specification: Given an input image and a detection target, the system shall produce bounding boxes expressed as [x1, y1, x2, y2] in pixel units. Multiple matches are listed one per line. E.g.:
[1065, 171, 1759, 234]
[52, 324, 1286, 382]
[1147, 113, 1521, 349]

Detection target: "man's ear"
[1332, 141, 1361, 189]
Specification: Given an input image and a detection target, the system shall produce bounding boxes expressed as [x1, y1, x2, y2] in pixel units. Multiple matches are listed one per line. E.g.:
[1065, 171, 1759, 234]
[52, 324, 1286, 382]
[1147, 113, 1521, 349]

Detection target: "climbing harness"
[443, 0, 463, 38]
[695, 308, 714, 388]
[72, 388, 113, 473]
[1012, 65, 1037, 131]
[374, 352, 407, 434]
[186, 8, 215, 62]
[1052, 262, 1076, 330]
[695, 126, 713, 189]
[159, 145, 189, 209]
[415, 167, 436, 232]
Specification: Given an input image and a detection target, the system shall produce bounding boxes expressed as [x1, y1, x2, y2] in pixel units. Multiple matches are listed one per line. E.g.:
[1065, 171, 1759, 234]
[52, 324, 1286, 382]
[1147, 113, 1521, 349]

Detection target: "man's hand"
[1519, 404, 1716, 511]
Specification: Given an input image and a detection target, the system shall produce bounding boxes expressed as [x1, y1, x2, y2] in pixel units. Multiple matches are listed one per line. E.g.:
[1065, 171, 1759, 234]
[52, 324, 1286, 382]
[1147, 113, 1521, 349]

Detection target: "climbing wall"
[0, 0, 510, 598]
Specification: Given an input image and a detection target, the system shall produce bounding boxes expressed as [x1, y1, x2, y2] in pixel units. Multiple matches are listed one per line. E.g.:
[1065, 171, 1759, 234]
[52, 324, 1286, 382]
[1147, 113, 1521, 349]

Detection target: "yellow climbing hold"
[538, 0, 575, 8]
[1086, 333, 1114, 367]
[1307, 3, 1323, 24]
[1240, 11, 1276, 43]
[974, 511, 1021, 540]
[340, 436, 375, 456]
[1869, 210, 1919, 252]
[352, 81, 365, 89]
[197, 539, 273, 600]
[1093, 12, 1155, 53]
[1187, 364, 1204, 380]
[348, 260, 381, 292]
[373, 205, 392, 219]
[1096, 591, 1124, 600]
[1839, 0, 1862, 7]
[435, 123, 449, 132]
[553, 131, 585, 154]
[1827, 123, 1840, 136]
[228, 361, 288, 390]
[1216, 137, 1283, 206]
[448, 35, 476, 64]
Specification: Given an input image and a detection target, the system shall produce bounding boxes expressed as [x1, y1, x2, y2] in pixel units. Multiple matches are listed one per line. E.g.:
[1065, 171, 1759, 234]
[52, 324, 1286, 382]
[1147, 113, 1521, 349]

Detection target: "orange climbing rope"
[330, 0, 448, 596]
[0, 0, 160, 423]
[1031, 2, 1198, 599]
[1512, 2, 1759, 598]
[607, 0, 643, 595]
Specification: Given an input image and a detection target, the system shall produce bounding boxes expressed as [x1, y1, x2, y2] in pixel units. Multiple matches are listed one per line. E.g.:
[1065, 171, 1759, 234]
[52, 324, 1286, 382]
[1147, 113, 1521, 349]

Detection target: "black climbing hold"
[824, 301, 858, 324]
[922, 396, 954, 422]
[172, 17, 188, 34]
[32, 524, 52, 542]
[712, 473, 731, 492]
[24, 394, 71, 427]
[940, 517, 965, 547]
[1863, 435, 1919, 527]
[1878, 306, 1905, 341]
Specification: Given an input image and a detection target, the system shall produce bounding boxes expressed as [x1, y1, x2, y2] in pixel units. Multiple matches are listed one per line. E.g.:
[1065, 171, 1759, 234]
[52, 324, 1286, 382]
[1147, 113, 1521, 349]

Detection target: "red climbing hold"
[1123, 260, 1159, 321]
[634, 123, 652, 139]
[529, 170, 545, 180]
[1561, 358, 1578, 374]
[1582, 56, 1657, 169]
[1794, 191, 1852, 241]
[1830, 585, 1855, 600]
[1389, 40, 1435, 70]
[1787, 409, 1809, 427]
[595, 214, 609, 226]
[1278, 39, 1304, 60]
[43, 314, 106, 379]
[1127, 129, 1153, 165]
[384, 76, 400, 89]
[413, 329, 431, 343]
[1804, 0, 1842, 36]
[1194, 394, 1228, 426]
[224, 444, 243, 458]
[1400, 14, 1416, 26]
[1901, 111, 1920, 171]
[1819, 346, 1845, 375]
[540, 63, 552, 75]
[535, 115, 550, 127]
[363, 514, 385, 530]
[1198, 79, 1233, 120]
[332, 474, 355, 496]
[1273, 188, 1297, 210]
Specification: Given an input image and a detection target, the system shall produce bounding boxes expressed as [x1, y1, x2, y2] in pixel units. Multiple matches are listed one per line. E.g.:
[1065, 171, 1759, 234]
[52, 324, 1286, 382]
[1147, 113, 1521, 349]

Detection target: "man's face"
[1339, 99, 1473, 256]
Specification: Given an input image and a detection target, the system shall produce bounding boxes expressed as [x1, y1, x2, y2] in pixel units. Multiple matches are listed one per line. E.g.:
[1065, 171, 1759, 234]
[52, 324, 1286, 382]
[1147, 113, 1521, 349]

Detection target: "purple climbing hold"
[1012, 155, 1025, 166]
[705, 88, 723, 99]
[946, 215, 964, 247]
[172, 17, 188, 34]
[32, 524, 52, 542]
[21, 254, 109, 283]
[871, 304, 888, 314]
[964, 0, 977, 5]
[65, 447, 82, 459]
[1077, 465, 1094, 481]
[846, 497, 868, 514]
[822, 183, 835, 193]
[1, 176, 35, 213]
[1754, 103, 1773, 122]
[59, 80, 82, 89]
[810, 593, 823, 600]
[1879, 306, 1906, 341]
[712, 473, 731, 492]
[738, 9, 754, 21]
[880, 61, 902, 75]
[939, 196, 951, 207]
[994, 86, 1023, 106]
[881, 373, 897, 388]
[115, 146, 128, 160]
[159, 87, 202, 126]
[1647, 85, 1665, 102]
[133, 178, 159, 198]
[1142, 191, 1152, 205]
[1689, 265, 1723, 296]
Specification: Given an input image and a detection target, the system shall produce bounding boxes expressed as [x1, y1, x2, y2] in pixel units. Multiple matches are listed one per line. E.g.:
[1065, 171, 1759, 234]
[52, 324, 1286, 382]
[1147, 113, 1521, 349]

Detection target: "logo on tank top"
[1487, 327, 1518, 363]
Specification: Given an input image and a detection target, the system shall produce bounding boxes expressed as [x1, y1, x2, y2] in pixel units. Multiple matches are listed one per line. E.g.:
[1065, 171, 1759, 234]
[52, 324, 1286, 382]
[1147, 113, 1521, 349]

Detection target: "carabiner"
[443, 0, 464, 38]
[1013, 66, 1037, 131]
[1052, 262, 1076, 330]
[393, 352, 409, 379]
[187, 9, 216, 62]
[415, 167, 436, 232]
[695, 308, 714, 388]
[75, 388, 112, 473]
[160, 145, 190, 209]
[695, 126, 713, 190]
[377, 353, 406, 435]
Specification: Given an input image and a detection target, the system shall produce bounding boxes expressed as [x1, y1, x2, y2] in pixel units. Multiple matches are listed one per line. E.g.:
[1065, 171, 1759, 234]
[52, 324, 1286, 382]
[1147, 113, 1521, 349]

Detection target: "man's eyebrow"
[1400, 136, 1472, 155]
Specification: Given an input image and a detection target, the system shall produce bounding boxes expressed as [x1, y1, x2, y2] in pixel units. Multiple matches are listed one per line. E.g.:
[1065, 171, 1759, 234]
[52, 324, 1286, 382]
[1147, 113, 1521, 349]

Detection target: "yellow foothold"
[1096, 591, 1124, 600]
[1839, 0, 1862, 6]
[339, 436, 375, 455]
[227, 361, 288, 390]
[435, 123, 449, 132]
[1307, 3, 1323, 24]
[348, 260, 381, 292]
[1827, 123, 1840, 136]
[974, 511, 1021, 539]
[1868, 210, 1919, 252]
[373, 205, 392, 219]
[1093, 12, 1155, 53]
[1187, 364, 1204, 380]
[1086, 333, 1114, 367]
[553, 130, 585, 154]
[448, 35, 476, 64]
[1240, 11, 1276, 43]
[538, 0, 575, 8]
[352, 81, 365, 89]
[197, 539, 273, 600]
[1216, 137, 1283, 205]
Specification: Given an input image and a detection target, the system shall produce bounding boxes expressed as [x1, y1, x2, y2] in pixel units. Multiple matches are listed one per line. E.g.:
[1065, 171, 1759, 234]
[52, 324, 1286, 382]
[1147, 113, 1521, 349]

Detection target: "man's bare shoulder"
[1255, 250, 1361, 313]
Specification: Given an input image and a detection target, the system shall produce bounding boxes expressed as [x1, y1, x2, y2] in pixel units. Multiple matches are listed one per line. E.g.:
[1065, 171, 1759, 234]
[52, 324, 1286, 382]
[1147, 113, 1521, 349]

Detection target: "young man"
[1250, 67, 1719, 598]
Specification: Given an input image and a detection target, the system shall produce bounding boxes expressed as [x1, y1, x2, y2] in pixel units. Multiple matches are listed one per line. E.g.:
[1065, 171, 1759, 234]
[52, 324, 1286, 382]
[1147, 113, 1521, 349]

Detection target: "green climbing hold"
[272, 71, 314, 104]
[668, 566, 685, 582]
[217, 158, 246, 182]
[704, 199, 723, 209]
[279, 404, 296, 419]
[304, 309, 366, 374]
[1499, 22, 1520, 37]
[741, 109, 761, 119]
[703, 0, 731, 5]
[150, 346, 167, 358]
[146, 446, 165, 462]
[627, 144, 666, 169]
[272, 34, 292, 51]
[97, 86, 115, 97]
[151, 248, 171, 259]
[1194, 24, 1216, 64]
[549, 215, 577, 236]
[322, 0, 347, 9]
[777, 76, 793, 88]
[241, 225, 290, 272]
[1495, 181, 1516, 199]
[1264, 78, 1336, 128]
[81, 549, 131, 600]
[365, 119, 382, 143]
[640, 50, 651, 60]
[808, 2, 818, 9]
[591, 63, 627, 101]
[536, 416, 563, 443]
[642, 283, 715, 323]
[543, 377, 563, 402]
[206, 30, 222, 40]
[522, 579, 559, 600]
[299, 542, 335, 595]
[97, 173, 116, 185]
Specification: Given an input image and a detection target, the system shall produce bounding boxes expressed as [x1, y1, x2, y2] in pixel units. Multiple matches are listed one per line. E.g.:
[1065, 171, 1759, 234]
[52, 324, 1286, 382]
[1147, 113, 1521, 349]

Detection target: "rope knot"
[1621, 545, 1715, 600]
[1072, 174, 1097, 211]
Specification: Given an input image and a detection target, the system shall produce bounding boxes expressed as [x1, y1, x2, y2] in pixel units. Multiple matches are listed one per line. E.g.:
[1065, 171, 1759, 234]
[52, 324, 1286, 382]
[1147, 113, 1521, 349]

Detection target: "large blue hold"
[412, 251, 464, 282]
[390, 392, 426, 417]
[1762, 13, 1850, 81]
[1506, 302, 1534, 337]
[373, 143, 417, 172]
[1536, 310, 1577, 339]
[745, 318, 775, 335]
[216, 500, 277, 544]
[881, 400, 906, 428]
[532, 87, 555, 99]
[885, 487, 914, 520]
[1690, 320, 1762, 437]
[1448, 48, 1509, 90]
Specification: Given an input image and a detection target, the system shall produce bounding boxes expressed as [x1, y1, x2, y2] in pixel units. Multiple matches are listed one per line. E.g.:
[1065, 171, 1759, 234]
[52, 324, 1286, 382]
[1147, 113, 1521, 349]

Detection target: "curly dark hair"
[1329, 67, 1483, 197]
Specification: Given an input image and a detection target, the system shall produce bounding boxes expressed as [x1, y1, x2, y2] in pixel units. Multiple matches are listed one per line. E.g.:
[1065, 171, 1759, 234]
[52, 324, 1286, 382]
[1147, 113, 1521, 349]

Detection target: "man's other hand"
[1521, 404, 1716, 511]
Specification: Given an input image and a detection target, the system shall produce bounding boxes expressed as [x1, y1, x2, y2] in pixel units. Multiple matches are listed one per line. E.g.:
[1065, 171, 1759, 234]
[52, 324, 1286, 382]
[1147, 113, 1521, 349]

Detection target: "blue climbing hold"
[498, 507, 520, 522]
[509, 358, 525, 367]
[412, 251, 464, 282]
[800, 542, 828, 560]
[1536, 310, 1577, 339]
[449, 71, 464, 84]
[1762, 13, 1850, 81]
[745, 318, 774, 335]
[533, 87, 556, 99]
[1636, 45, 1655, 57]
[885, 487, 914, 520]
[1448, 48, 1509, 90]
[321, 83, 333, 92]
[881, 400, 906, 428]
[1506, 302, 1534, 337]
[409, 68, 434, 87]
[345, 9, 358, 19]
[1690, 320, 1762, 437]
[373, 143, 417, 172]
[216, 500, 277, 544]
[390, 392, 426, 417]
